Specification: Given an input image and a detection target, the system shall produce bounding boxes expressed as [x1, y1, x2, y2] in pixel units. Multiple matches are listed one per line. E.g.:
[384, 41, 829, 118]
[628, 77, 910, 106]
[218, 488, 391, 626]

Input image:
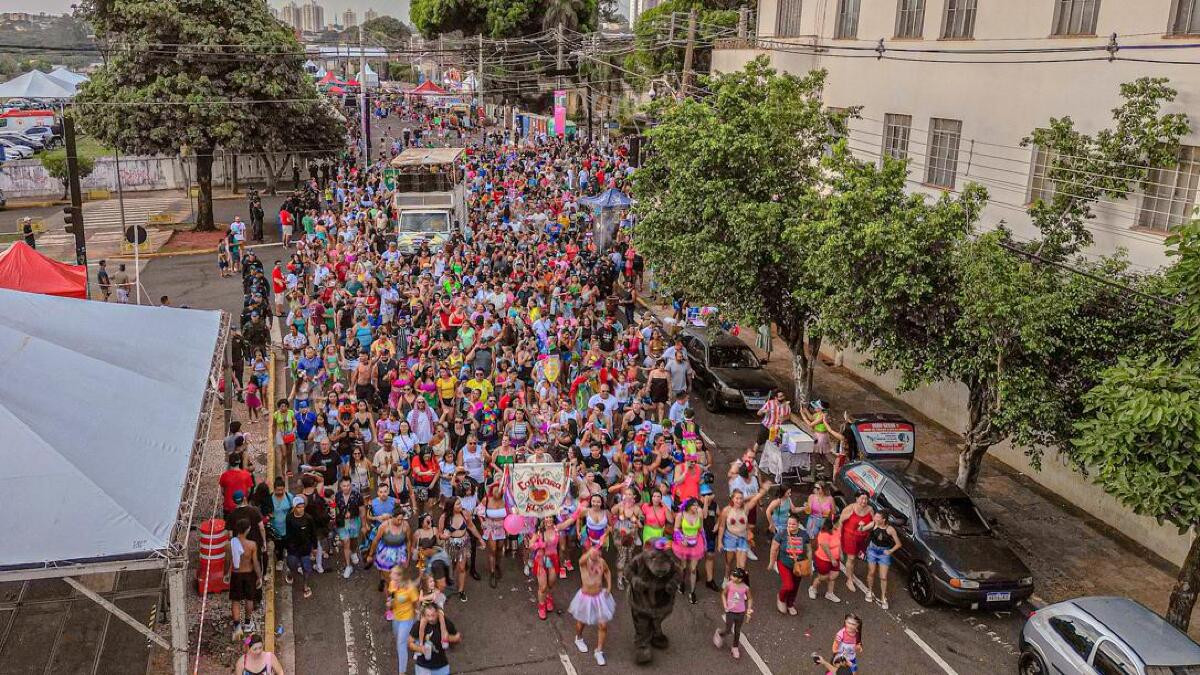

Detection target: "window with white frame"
[835, 0, 861, 38]
[1028, 145, 1057, 204]
[1138, 145, 1200, 233]
[882, 113, 912, 160]
[1169, 0, 1200, 35]
[1051, 0, 1100, 36]
[776, 0, 804, 37]
[925, 118, 962, 189]
[895, 0, 925, 38]
[941, 0, 977, 38]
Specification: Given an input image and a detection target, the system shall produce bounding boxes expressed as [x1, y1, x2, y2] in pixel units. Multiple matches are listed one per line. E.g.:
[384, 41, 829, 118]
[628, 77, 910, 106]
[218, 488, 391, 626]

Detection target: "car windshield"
[1146, 668, 1200, 675]
[398, 212, 450, 234]
[709, 346, 760, 369]
[916, 498, 990, 536]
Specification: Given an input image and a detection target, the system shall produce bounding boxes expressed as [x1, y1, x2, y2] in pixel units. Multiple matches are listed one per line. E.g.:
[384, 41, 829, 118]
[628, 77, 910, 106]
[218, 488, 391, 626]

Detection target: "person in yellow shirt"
[388, 567, 420, 673]
[436, 368, 459, 410]
[465, 369, 494, 401]
[371, 334, 396, 359]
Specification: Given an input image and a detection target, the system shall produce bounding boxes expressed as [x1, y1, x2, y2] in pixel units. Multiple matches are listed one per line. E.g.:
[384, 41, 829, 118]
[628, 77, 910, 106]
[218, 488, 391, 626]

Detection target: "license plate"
[986, 592, 1011, 602]
[745, 397, 766, 407]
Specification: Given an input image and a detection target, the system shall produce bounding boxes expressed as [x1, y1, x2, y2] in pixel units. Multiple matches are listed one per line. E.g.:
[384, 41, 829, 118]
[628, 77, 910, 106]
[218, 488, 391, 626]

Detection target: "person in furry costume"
[626, 539, 682, 665]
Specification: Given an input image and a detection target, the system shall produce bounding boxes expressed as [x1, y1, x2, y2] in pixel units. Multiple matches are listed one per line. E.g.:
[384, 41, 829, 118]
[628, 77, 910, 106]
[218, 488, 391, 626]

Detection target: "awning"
[0, 241, 87, 299]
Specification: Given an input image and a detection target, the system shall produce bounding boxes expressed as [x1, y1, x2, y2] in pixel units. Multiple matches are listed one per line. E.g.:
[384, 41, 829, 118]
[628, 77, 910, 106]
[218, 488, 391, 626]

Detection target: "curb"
[265, 353, 279, 653]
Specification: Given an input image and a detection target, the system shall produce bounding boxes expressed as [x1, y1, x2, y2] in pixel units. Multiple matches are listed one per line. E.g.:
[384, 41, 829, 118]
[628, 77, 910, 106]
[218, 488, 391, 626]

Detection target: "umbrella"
[0, 70, 75, 99]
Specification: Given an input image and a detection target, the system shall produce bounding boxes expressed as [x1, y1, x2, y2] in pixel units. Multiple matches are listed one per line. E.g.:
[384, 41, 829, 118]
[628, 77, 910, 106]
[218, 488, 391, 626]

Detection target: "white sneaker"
[275, 560, 284, 572]
[595, 650, 606, 666]
[808, 586, 817, 600]
[342, 566, 353, 579]
[350, 553, 360, 565]
[864, 591, 875, 604]
[825, 591, 842, 603]
[315, 563, 325, 575]
[574, 637, 588, 653]
[746, 549, 758, 561]
[880, 598, 889, 610]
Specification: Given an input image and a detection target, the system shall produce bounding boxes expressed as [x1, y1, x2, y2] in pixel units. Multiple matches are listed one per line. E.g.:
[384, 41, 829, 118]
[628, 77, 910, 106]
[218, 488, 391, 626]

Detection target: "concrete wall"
[828, 344, 1195, 567]
[0, 152, 299, 199]
[712, 0, 1200, 272]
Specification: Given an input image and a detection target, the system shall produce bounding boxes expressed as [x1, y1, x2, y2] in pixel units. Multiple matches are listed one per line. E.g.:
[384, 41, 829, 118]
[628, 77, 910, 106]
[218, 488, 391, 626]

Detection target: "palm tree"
[543, 0, 584, 31]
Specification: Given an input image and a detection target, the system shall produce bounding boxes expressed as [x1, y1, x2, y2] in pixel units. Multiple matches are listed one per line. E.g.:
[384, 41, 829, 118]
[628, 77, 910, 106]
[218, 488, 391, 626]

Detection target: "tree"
[74, 0, 343, 230]
[1073, 219, 1200, 630]
[632, 57, 854, 404]
[347, 15, 412, 41]
[1023, 77, 1189, 258]
[626, 0, 737, 92]
[410, 0, 596, 38]
[40, 142, 95, 200]
[544, 0, 585, 31]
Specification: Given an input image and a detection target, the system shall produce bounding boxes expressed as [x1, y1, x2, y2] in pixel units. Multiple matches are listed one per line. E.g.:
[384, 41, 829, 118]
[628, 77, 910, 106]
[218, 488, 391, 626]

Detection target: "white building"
[712, 0, 1200, 565]
[343, 8, 357, 28]
[279, 1, 302, 30]
[365, 8, 379, 22]
[300, 0, 325, 32]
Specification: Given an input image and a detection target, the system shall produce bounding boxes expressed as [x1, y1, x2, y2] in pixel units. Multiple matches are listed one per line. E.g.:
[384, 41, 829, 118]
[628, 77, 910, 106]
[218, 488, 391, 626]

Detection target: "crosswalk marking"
[79, 197, 186, 230]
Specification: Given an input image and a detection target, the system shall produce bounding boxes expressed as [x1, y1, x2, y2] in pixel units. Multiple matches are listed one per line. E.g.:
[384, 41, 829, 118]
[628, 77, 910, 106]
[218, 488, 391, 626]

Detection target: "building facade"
[712, 0, 1200, 565]
[365, 8, 379, 23]
[300, 0, 325, 32]
[342, 9, 357, 28]
[279, 1, 302, 30]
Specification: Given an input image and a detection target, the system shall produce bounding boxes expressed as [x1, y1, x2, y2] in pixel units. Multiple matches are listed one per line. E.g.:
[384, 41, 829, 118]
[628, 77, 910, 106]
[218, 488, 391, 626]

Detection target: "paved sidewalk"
[640, 295, 1200, 637]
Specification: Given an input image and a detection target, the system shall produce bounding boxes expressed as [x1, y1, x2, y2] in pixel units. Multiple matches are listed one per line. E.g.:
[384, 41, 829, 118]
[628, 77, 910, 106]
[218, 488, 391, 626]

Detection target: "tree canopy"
[626, 0, 737, 92]
[410, 0, 597, 38]
[74, 0, 343, 230]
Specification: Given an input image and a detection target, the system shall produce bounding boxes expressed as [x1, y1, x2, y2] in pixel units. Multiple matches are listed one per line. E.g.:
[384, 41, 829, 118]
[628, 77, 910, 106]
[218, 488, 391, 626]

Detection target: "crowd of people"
[215, 97, 873, 675]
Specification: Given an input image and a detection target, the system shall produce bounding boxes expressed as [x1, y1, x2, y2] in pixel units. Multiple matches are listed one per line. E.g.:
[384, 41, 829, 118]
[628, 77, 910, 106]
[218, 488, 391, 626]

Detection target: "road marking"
[558, 651, 578, 675]
[740, 635, 774, 675]
[904, 628, 959, 675]
[340, 592, 360, 675]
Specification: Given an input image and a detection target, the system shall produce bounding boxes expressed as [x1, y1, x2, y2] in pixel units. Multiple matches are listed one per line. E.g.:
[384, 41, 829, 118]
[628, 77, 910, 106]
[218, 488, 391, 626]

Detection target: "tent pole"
[62, 576, 172, 651]
[167, 566, 189, 675]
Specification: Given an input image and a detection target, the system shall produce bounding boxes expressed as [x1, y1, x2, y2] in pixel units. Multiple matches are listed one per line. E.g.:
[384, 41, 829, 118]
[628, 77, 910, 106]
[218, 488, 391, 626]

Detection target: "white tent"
[48, 66, 89, 86]
[0, 70, 75, 99]
[357, 62, 380, 89]
[0, 288, 224, 675]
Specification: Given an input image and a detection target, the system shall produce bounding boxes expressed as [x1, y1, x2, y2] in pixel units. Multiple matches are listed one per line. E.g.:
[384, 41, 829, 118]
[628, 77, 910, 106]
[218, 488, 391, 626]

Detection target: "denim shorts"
[866, 543, 891, 566]
[722, 531, 749, 552]
[286, 552, 314, 576]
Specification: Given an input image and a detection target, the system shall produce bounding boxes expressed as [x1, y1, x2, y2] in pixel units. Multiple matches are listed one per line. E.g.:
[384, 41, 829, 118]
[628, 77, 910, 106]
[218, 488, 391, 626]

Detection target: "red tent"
[328, 86, 345, 95]
[318, 72, 344, 86]
[345, 79, 360, 87]
[408, 80, 447, 96]
[0, 241, 87, 299]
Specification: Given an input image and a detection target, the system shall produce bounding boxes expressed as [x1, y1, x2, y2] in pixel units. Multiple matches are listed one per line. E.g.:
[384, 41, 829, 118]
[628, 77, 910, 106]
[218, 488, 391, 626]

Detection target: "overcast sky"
[5, 2, 412, 23]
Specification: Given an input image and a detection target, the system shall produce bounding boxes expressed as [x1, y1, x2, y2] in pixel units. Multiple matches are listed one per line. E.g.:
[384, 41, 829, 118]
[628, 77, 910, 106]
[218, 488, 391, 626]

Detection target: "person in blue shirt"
[295, 401, 318, 456]
[296, 347, 324, 380]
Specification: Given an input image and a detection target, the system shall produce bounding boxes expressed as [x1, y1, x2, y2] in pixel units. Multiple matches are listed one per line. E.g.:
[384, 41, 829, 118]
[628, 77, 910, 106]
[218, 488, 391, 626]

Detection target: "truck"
[388, 147, 466, 253]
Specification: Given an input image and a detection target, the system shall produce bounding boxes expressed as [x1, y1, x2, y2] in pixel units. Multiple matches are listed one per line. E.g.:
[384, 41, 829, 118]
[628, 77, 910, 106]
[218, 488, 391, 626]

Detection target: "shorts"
[814, 556, 840, 576]
[337, 517, 362, 540]
[721, 531, 750, 553]
[843, 534, 869, 558]
[866, 543, 892, 566]
[286, 552, 314, 576]
[229, 570, 261, 602]
[704, 529, 717, 553]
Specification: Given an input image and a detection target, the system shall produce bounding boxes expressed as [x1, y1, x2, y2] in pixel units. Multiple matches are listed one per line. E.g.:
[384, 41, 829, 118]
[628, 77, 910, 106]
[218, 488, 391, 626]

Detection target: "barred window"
[895, 0, 925, 38]
[776, 0, 804, 37]
[1051, 0, 1100, 36]
[941, 0, 977, 38]
[1028, 145, 1057, 204]
[882, 113, 912, 160]
[925, 118, 962, 189]
[1138, 145, 1200, 233]
[835, 0, 861, 38]
[1169, 0, 1200, 35]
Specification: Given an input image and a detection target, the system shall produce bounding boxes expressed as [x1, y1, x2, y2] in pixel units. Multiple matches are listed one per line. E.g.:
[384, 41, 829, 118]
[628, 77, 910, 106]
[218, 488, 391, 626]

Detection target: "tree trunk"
[783, 328, 818, 406]
[194, 149, 215, 232]
[231, 153, 239, 194]
[1167, 533, 1200, 631]
[262, 154, 278, 196]
[956, 378, 1000, 492]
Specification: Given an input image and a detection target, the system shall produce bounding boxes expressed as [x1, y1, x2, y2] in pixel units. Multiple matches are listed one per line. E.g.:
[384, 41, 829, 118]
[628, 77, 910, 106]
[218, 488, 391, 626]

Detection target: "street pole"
[98, 40, 133, 302]
[738, 6, 748, 38]
[62, 116, 87, 281]
[477, 33, 484, 108]
[358, 22, 369, 171]
[681, 8, 698, 99]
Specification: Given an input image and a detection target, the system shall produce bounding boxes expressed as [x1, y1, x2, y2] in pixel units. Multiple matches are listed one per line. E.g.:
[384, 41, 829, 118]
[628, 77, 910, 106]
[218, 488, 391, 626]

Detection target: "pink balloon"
[503, 513, 524, 535]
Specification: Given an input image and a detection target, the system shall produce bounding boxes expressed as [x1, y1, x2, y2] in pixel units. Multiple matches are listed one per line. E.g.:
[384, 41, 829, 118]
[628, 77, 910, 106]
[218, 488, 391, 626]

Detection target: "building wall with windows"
[713, 0, 1200, 566]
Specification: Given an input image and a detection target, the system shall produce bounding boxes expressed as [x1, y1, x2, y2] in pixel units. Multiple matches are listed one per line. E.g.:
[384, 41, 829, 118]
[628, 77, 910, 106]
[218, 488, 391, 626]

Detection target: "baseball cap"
[232, 490, 246, 503]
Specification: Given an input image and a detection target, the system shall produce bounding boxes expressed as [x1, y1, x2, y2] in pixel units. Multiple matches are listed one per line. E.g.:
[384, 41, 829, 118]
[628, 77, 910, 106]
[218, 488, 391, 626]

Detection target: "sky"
[1, 2, 411, 22]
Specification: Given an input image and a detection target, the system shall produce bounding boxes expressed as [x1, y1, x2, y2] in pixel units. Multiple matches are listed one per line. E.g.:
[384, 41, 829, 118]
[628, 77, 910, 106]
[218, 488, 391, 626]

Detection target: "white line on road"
[340, 592, 360, 675]
[905, 628, 960, 675]
[739, 635, 774, 675]
[558, 651, 578, 675]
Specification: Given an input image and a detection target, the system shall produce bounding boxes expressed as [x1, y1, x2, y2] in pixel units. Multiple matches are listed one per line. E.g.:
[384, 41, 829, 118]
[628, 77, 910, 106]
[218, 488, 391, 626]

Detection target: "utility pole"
[358, 22, 368, 171]
[680, 8, 698, 99]
[737, 6, 748, 38]
[586, 33, 596, 142]
[555, 22, 565, 88]
[477, 33, 484, 108]
[62, 116, 87, 274]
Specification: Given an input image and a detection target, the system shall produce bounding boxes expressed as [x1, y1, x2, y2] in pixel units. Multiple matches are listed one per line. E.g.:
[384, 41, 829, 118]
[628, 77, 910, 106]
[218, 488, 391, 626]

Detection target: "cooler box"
[779, 423, 815, 454]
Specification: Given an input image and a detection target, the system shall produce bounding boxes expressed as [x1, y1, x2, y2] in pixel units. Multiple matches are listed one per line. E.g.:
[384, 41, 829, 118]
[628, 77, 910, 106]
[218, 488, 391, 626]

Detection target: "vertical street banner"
[508, 462, 568, 516]
[554, 89, 567, 138]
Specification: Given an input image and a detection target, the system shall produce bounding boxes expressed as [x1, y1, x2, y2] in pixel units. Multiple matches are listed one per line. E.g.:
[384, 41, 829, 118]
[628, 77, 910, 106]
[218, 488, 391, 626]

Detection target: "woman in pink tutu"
[568, 546, 614, 666]
[672, 498, 707, 604]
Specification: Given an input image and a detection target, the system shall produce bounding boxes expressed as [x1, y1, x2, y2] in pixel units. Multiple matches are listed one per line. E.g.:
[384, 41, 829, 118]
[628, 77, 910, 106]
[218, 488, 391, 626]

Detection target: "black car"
[835, 459, 1035, 609]
[679, 327, 776, 412]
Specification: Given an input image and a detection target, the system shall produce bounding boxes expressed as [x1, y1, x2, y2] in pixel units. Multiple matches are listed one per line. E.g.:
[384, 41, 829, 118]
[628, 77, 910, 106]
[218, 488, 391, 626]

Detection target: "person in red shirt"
[219, 452, 255, 525]
[271, 262, 286, 317]
[279, 208, 295, 246]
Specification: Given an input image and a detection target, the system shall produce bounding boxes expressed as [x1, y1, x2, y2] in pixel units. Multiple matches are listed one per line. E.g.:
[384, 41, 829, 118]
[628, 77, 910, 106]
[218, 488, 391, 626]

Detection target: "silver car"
[1019, 596, 1200, 674]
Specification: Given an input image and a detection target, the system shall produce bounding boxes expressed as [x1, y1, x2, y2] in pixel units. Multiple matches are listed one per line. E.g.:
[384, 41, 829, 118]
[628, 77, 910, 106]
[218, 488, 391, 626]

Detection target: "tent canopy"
[48, 67, 88, 86]
[409, 80, 447, 96]
[0, 289, 221, 570]
[0, 241, 87, 298]
[318, 71, 344, 86]
[0, 70, 76, 99]
[581, 188, 633, 209]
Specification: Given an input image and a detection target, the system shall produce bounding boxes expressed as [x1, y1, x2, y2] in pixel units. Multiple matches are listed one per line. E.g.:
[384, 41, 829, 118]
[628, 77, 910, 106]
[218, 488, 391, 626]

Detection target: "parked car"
[1019, 596, 1200, 675]
[835, 459, 1034, 608]
[0, 132, 44, 150]
[22, 126, 58, 147]
[679, 326, 776, 412]
[0, 139, 34, 159]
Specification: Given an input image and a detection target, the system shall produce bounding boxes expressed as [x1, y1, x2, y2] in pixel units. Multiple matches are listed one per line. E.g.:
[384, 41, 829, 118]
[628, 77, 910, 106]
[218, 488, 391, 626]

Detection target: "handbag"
[282, 432, 297, 444]
[792, 559, 812, 577]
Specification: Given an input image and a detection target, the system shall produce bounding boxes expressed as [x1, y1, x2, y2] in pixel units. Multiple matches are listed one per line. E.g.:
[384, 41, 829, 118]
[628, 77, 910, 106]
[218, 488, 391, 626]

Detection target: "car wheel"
[704, 387, 722, 413]
[907, 565, 936, 607]
[1018, 650, 1046, 675]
